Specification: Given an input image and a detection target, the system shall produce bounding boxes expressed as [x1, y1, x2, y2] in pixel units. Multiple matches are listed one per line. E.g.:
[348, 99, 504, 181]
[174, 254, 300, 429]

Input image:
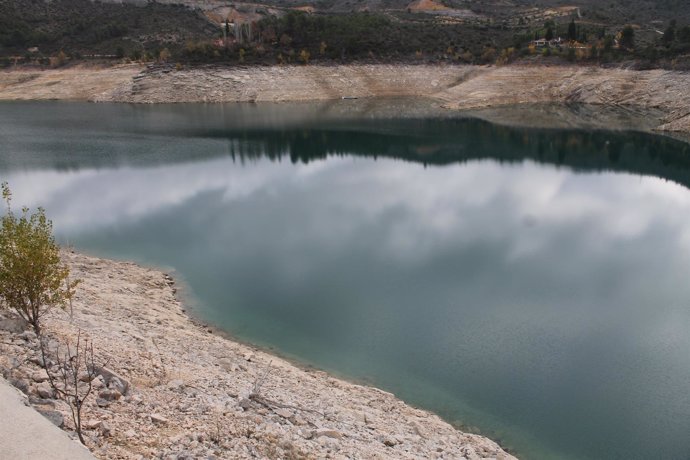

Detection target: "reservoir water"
[2, 100, 690, 459]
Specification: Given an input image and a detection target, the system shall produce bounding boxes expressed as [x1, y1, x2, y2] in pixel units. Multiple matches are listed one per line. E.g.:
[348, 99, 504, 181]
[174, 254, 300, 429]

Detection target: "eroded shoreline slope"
[0, 251, 515, 459]
[0, 63, 689, 134]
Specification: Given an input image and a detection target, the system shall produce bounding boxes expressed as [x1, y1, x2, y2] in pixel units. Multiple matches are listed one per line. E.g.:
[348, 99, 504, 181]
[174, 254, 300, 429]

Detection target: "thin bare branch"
[40, 329, 99, 445]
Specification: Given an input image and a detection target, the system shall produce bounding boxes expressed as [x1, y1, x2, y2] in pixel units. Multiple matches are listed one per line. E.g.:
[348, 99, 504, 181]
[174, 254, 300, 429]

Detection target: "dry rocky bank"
[0, 251, 514, 460]
[0, 63, 689, 134]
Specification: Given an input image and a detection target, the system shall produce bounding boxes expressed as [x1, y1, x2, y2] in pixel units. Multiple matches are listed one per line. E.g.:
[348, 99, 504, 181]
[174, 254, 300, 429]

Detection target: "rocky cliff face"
[108, 63, 690, 135]
[2, 63, 689, 135]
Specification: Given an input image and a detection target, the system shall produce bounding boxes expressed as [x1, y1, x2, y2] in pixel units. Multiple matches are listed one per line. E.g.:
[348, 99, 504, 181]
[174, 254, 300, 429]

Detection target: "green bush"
[0, 183, 77, 334]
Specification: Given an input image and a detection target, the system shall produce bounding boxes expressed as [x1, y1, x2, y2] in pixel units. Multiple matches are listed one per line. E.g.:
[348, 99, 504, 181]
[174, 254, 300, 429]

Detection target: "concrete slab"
[0, 377, 96, 460]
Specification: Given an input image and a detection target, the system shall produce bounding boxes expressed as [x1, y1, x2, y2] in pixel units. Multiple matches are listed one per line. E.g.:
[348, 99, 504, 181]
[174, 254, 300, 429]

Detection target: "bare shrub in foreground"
[40, 330, 99, 445]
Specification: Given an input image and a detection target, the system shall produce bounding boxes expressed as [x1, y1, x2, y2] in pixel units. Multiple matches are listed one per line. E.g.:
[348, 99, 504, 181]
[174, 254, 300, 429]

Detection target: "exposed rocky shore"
[0, 251, 514, 460]
[1, 63, 689, 134]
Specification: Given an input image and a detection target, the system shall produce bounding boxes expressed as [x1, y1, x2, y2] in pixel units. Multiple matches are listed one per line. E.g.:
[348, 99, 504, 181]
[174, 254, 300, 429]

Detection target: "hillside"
[1, 0, 689, 67]
[0, 0, 216, 59]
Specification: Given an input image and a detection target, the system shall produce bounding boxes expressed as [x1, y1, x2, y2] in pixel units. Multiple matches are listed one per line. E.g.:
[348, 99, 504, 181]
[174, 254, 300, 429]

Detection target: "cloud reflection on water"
[4, 101, 690, 459]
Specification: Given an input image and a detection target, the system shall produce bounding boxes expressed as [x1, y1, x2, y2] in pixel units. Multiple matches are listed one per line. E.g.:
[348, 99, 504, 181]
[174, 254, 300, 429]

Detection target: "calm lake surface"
[2, 100, 690, 459]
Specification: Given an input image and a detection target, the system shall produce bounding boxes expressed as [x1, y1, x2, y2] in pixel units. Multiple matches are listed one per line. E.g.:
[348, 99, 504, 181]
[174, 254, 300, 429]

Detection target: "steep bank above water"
[0, 251, 514, 459]
[0, 63, 688, 134]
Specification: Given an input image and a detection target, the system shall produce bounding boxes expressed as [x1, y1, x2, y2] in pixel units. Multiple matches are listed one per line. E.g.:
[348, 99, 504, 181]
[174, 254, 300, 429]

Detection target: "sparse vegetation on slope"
[1, 0, 690, 69]
[0, 0, 216, 65]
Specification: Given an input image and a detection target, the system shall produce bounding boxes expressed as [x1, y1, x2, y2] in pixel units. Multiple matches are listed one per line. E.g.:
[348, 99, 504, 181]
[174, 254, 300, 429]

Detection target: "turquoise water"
[2, 101, 690, 459]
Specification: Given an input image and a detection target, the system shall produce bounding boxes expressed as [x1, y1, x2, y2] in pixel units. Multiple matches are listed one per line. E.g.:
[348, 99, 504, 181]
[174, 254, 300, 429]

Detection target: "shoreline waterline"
[72, 245, 523, 456]
[0, 63, 689, 135]
[0, 248, 516, 458]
